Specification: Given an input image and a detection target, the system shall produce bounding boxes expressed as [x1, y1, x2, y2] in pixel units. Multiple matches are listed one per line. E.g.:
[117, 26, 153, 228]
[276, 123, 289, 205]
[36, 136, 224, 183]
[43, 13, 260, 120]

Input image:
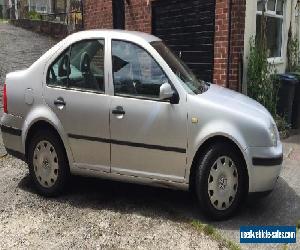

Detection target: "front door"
[109, 40, 187, 182]
[44, 39, 111, 172]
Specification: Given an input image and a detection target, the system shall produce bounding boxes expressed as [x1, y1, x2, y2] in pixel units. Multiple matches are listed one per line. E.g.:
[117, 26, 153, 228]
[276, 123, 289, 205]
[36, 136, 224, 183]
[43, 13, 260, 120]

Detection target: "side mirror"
[159, 83, 179, 104]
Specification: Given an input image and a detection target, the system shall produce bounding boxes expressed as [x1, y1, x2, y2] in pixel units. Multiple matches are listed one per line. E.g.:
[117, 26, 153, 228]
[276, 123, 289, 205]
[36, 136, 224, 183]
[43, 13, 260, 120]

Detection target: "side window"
[69, 40, 105, 92]
[47, 48, 70, 87]
[47, 39, 105, 92]
[112, 40, 168, 99]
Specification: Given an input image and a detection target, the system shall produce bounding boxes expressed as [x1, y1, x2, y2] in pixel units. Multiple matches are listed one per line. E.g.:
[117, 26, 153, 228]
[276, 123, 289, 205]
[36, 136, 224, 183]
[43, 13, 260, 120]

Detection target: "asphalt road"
[0, 23, 299, 249]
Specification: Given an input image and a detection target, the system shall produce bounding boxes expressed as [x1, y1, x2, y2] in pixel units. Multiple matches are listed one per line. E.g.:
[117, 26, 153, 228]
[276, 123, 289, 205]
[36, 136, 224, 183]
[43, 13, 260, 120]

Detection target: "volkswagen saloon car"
[1, 30, 283, 220]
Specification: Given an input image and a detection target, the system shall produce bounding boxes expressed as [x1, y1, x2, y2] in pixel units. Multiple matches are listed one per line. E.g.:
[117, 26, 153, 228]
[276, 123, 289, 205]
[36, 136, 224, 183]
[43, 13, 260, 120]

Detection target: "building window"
[256, 0, 284, 58]
[29, 0, 48, 13]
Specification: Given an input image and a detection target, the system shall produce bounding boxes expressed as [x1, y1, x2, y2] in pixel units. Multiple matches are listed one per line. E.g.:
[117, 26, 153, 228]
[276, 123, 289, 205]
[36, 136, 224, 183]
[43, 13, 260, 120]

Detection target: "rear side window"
[47, 39, 105, 92]
[47, 48, 70, 87]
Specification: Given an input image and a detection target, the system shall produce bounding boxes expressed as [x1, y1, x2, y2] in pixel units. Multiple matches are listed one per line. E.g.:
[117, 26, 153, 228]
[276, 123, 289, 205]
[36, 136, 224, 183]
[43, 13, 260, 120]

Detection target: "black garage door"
[152, 0, 215, 82]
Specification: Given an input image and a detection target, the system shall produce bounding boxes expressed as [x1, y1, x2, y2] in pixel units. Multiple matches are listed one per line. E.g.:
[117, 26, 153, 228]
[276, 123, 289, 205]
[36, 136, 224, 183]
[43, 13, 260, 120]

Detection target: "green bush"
[247, 37, 279, 117]
[274, 114, 291, 138]
[27, 11, 41, 20]
[247, 38, 292, 136]
[247, 8, 296, 136]
[287, 27, 299, 72]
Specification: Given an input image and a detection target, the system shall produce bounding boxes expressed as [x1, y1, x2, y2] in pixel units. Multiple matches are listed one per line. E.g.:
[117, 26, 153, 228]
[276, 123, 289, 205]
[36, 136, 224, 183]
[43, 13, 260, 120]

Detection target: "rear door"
[44, 39, 111, 172]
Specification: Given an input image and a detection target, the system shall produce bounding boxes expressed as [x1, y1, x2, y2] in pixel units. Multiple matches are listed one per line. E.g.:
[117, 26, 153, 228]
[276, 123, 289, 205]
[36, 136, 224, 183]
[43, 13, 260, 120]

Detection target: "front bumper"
[245, 142, 283, 193]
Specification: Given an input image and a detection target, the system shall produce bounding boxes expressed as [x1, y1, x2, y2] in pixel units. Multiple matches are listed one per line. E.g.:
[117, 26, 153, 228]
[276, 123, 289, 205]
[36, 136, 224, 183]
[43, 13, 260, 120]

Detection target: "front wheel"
[195, 142, 247, 220]
[28, 129, 69, 197]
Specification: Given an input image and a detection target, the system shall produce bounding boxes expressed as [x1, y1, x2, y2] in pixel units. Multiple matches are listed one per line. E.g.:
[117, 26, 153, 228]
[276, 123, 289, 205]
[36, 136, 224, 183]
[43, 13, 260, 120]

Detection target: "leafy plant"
[247, 6, 292, 135]
[247, 37, 279, 117]
[287, 26, 299, 72]
[27, 11, 41, 20]
[274, 114, 291, 138]
[191, 220, 241, 250]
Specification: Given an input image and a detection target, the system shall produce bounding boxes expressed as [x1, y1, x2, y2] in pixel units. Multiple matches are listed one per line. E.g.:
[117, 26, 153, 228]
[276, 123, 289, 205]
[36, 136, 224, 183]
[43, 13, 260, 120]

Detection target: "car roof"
[30, 29, 162, 70]
[68, 29, 161, 43]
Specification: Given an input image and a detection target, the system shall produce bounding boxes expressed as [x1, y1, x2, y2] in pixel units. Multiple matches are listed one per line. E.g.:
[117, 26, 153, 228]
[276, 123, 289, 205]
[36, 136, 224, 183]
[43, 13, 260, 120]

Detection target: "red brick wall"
[84, 0, 246, 90]
[214, 0, 229, 87]
[230, 0, 246, 90]
[125, 0, 152, 33]
[214, 0, 246, 90]
[83, 0, 151, 32]
[83, 0, 113, 29]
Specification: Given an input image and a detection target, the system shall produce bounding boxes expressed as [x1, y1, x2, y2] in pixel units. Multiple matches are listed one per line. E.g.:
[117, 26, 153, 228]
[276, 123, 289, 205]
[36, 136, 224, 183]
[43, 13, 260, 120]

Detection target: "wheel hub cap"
[33, 140, 59, 188]
[218, 176, 227, 190]
[207, 156, 238, 211]
[43, 159, 50, 169]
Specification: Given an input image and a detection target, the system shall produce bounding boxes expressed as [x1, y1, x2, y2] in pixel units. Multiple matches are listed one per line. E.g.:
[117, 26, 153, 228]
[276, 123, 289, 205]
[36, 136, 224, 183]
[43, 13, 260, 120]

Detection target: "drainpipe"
[81, 0, 84, 29]
[226, 0, 233, 88]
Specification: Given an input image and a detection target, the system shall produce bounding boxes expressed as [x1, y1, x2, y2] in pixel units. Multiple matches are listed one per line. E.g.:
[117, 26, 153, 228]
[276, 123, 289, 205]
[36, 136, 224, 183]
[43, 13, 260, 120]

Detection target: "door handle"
[54, 98, 66, 110]
[54, 98, 66, 106]
[112, 106, 125, 115]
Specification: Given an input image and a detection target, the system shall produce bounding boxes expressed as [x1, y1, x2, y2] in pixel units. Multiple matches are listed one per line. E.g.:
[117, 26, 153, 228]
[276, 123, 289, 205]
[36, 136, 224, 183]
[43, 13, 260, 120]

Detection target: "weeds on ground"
[191, 220, 241, 250]
[282, 244, 289, 250]
[0, 19, 8, 23]
[275, 114, 291, 138]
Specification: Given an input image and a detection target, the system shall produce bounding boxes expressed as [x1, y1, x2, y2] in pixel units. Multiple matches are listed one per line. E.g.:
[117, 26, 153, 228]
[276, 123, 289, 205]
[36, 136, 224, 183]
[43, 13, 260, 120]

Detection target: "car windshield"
[151, 41, 209, 94]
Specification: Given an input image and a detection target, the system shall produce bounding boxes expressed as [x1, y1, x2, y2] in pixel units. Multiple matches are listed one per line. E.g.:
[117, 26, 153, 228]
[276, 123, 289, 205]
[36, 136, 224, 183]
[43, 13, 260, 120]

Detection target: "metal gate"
[152, 0, 215, 82]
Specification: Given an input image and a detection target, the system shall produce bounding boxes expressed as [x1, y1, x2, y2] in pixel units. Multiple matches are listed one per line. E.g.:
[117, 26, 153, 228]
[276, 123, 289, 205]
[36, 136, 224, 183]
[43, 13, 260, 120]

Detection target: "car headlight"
[269, 123, 278, 147]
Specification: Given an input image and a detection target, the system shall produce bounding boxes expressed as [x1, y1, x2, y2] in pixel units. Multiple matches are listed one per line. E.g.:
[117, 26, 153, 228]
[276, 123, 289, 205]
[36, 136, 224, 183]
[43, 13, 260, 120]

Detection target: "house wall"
[83, 0, 151, 32]
[243, 0, 298, 93]
[213, 0, 246, 90]
[83, 0, 113, 29]
[125, 0, 151, 33]
[83, 0, 246, 90]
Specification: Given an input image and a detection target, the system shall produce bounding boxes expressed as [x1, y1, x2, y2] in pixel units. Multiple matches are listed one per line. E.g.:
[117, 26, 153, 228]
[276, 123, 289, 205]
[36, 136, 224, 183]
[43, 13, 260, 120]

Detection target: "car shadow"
[210, 177, 300, 231]
[18, 175, 300, 227]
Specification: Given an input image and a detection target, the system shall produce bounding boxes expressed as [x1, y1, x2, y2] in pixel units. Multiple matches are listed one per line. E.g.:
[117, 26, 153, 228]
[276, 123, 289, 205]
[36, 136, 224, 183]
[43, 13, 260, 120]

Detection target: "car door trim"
[68, 133, 111, 144]
[111, 139, 186, 153]
[68, 133, 186, 153]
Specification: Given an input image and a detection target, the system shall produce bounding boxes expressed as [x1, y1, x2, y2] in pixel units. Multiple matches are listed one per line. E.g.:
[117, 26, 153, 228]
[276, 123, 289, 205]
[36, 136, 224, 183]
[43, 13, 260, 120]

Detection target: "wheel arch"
[189, 135, 249, 193]
[22, 106, 74, 168]
[25, 121, 63, 160]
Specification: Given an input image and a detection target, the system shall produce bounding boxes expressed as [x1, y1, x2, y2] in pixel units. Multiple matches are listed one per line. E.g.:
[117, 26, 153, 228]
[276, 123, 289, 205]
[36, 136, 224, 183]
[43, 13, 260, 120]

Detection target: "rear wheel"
[28, 129, 69, 197]
[195, 142, 247, 220]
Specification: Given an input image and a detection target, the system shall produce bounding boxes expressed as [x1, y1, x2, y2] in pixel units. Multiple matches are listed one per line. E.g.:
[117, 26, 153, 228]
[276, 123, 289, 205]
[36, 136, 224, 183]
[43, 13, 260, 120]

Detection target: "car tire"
[28, 129, 69, 197]
[195, 142, 247, 220]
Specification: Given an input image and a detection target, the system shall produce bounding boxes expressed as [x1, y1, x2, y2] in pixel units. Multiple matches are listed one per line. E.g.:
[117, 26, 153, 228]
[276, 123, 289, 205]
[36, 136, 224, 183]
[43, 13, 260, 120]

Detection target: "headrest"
[58, 54, 70, 77]
[80, 52, 91, 74]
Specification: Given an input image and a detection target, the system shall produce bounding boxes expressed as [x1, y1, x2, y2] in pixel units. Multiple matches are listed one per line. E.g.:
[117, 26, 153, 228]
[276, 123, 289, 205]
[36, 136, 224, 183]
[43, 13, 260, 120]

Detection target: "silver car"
[1, 30, 283, 220]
